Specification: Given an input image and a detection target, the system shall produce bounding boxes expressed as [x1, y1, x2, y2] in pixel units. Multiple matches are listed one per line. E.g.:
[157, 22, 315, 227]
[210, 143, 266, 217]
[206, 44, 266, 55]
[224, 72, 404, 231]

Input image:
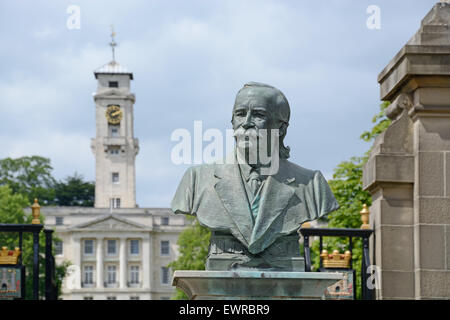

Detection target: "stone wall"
[363, 2, 450, 299]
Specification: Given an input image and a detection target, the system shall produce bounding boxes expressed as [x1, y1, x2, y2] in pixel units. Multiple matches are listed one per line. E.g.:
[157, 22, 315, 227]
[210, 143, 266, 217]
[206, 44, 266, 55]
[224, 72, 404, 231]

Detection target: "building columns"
[119, 238, 126, 289]
[142, 237, 150, 289]
[96, 237, 103, 288]
[72, 236, 81, 290]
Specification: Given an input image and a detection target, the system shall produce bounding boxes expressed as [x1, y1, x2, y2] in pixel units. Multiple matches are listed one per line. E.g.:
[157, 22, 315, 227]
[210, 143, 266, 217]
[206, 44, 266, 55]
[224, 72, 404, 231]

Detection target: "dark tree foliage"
[0, 156, 95, 206]
[52, 173, 95, 207]
[0, 156, 56, 205]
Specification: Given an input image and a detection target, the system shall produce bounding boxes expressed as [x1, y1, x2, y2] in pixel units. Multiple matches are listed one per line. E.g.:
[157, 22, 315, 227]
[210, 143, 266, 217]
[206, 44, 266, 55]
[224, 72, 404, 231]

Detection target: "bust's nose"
[242, 113, 255, 129]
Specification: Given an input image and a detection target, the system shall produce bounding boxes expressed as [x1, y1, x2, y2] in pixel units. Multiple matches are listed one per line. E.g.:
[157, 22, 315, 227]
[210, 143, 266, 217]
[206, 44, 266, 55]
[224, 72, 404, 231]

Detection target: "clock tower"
[91, 31, 138, 208]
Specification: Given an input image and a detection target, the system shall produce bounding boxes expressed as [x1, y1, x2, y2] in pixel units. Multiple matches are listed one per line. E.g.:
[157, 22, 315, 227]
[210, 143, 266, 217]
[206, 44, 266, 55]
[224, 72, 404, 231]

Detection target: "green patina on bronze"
[171, 82, 339, 271]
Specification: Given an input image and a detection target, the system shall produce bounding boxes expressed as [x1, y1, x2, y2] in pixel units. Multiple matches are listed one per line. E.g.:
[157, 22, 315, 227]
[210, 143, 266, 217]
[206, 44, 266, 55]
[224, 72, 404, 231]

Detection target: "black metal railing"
[299, 227, 374, 300]
[44, 229, 58, 300]
[0, 224, 57, 300]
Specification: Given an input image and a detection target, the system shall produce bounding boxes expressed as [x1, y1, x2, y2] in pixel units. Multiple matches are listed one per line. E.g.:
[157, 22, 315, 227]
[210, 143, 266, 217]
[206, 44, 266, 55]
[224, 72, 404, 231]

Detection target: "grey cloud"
[0, 0, 438, 206]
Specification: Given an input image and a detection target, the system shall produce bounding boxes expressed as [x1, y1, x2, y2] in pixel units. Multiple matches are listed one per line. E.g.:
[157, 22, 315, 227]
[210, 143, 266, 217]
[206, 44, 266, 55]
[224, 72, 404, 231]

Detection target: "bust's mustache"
[233, 127, 265, 151]
[233, 127, 263, 139]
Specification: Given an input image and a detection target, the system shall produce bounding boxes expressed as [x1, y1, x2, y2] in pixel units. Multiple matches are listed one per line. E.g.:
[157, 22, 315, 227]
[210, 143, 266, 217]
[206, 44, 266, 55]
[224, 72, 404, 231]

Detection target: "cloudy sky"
[0, 0, 438, 207]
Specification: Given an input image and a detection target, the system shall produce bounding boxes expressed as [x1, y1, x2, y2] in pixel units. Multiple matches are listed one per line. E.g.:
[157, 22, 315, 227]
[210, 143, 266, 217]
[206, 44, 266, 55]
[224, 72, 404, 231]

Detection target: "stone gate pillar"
[363, 2, 450, 299]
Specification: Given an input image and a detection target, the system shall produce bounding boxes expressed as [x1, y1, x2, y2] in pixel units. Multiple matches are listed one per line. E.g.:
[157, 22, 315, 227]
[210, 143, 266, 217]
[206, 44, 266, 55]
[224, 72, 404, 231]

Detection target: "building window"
[107, 265, 117, 284]
[84, 296, 94, 300]
[55, 241, 63, 255]
[112, 172, 119, 184]
[107, 296, 117, 300]
[129, 266, 139, 284]
[130, 296, 140, 300]
[84, 266, 94, 285]
[161, 267, 170, 285]
[84, 239, 94, 255]
[110, 125, 119, 137]
[160, 241, 170, 256]
[108, 147, 120, 155]
[161, 217, 169, 226]
[110, 198, 121, 209]
[130, 240, 139, 255]
[55, 217, 64, 225]
[108, 81, 119, 88]
[107, 240, 117, 255]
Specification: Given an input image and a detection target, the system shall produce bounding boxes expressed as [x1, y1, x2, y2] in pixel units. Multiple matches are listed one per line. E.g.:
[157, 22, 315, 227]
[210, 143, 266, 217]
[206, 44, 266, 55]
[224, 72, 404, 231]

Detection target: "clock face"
[105, 105, 123, 125]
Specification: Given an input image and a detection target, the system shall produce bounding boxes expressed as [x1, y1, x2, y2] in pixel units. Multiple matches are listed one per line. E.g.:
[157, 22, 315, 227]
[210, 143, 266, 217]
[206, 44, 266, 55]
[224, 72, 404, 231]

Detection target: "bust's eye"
[234, 110, 246, 117]
[253, 111, 266, 118]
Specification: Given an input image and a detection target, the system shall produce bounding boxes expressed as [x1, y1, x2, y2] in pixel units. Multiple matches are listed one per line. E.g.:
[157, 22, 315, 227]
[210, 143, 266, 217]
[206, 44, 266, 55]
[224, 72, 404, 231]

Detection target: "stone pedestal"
[172, 271, 352, 300]
[363, 2, 450, 299]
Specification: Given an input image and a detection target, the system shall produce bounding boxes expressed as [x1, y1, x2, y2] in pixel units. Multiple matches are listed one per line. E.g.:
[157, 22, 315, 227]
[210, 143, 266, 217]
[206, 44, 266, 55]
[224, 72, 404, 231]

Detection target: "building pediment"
[69, 214, 149, 231]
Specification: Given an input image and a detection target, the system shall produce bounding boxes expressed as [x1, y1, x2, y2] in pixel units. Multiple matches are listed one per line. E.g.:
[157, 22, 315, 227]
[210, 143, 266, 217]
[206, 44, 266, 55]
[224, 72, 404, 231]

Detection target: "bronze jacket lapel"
[213, 163, 254, 247]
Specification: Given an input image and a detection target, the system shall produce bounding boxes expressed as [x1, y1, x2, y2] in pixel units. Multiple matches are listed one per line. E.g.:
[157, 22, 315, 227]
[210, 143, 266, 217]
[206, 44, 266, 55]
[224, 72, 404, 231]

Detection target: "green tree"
[360, 101, 391, 144]
[310, 101, 391, 298]
[0, 156, 95, 207]
[0, 185, 70, 299]
[0, 156, 56, 205]
[310, 156, 369, 298]
[168, 216, 211, 300]
[0, 156, 95, 299]
[326, 102, 391, 232]
[52, 173, 95, 207]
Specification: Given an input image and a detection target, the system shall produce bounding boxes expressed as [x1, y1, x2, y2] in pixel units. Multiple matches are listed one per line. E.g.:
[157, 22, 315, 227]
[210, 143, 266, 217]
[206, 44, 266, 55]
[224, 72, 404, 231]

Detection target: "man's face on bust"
[232, 87, 276, 132]
[232, 86, 278, 165]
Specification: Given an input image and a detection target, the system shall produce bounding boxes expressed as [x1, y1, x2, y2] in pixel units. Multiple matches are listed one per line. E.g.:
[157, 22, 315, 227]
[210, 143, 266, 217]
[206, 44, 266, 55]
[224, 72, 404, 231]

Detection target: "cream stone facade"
[91, 61, 138, 209]
[39, 54, 188, 300]
[43, 207, 186, 300]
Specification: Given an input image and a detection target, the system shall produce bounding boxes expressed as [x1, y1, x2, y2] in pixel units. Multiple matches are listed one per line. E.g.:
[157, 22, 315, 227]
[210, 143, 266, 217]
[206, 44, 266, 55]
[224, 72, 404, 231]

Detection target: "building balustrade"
[104, 281, 119, 288]
[81, 282, 95, 288]
[80, 280, 143, 289]
[127, 281, 142, 288]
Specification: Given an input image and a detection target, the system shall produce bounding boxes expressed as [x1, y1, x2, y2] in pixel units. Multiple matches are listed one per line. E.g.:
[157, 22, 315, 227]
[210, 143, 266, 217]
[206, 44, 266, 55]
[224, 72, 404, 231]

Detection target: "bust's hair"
[234, 82, 291, 159]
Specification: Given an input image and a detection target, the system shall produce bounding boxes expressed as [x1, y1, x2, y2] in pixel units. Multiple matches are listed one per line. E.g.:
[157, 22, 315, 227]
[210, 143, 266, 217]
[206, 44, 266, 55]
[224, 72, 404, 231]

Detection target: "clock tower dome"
[91, 32, 138, 209]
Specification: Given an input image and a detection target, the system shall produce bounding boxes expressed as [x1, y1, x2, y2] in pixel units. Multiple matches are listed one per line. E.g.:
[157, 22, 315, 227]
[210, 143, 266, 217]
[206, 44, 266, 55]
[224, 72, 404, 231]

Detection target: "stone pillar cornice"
[378, 46, 450, 101]
[378, 3, 450, 102]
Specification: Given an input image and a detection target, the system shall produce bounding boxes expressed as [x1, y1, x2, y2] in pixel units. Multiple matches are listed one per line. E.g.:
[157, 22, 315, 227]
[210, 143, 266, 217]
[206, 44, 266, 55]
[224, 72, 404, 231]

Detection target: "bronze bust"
[171, 82, 339, 271]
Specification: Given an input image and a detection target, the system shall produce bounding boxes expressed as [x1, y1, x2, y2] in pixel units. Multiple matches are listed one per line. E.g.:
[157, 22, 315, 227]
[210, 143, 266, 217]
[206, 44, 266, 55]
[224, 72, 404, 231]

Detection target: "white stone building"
[41, 46, 187, 300]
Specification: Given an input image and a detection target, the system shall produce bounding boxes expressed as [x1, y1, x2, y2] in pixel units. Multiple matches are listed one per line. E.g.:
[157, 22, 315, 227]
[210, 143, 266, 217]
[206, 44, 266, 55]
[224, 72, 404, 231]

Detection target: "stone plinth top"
[172, 270, 352, 300]
[173, 270, 344, 280]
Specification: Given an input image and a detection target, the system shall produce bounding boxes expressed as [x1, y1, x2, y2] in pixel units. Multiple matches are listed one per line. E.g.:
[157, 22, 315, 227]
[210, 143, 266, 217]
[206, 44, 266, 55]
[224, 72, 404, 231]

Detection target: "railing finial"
[360, 204, 370, 229]
[31, 198, 41, 225]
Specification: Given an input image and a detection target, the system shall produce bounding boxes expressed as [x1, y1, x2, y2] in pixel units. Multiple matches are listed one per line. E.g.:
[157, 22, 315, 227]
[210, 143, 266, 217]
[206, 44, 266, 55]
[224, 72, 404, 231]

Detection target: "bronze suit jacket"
[171, 159, 339, 256]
